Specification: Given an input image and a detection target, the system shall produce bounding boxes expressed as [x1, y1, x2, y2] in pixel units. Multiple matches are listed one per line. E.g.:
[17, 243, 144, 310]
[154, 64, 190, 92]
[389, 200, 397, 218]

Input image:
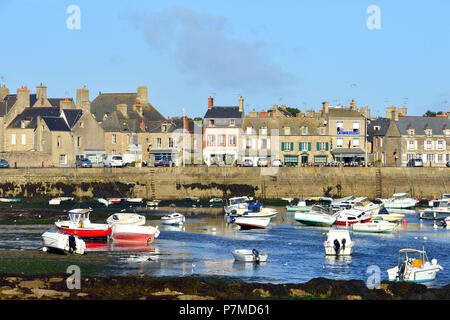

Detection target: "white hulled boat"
[324, 229, 354, 256]
[161, 212, 185, 225]
[232, 249, 268, 262]
[387, 248, 443, 283]
[377, 193, 419, 209]
[227, 202, 277, 220]
[294, 205, 338, 227]
[419, 200, 450, 220]
[224, 196, 253, 215]
[372, 207, 405, 222]
[234, 216, 271, 230]
[334, 207, 371, 226]
[331, 196, 383, 216]
[286, 199, 312, 213]
[106, 213, 146, 226]
[41, 228, 86, 255]
[352, 219, 398, 233]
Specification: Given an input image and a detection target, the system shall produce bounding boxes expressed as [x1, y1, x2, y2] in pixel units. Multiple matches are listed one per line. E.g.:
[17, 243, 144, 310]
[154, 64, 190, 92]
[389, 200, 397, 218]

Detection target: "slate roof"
[90, 93, 165, 122]
[242, 116, 325, 135]
[204, 106, 242, 119]
[62, 109, 83, 128]
[47, 98, 74, 108]
[8, 107, 61, 129]
[42, 116, 71, 131]
[0, 95, 17, 116]
[367, 118, 391, 142]
[328, 108, 363, 118]
[396, 117, 450, 135]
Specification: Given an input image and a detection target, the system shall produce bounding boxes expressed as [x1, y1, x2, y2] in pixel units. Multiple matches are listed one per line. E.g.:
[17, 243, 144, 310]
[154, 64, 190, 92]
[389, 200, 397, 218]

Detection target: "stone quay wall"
[0, 167, 447, 200]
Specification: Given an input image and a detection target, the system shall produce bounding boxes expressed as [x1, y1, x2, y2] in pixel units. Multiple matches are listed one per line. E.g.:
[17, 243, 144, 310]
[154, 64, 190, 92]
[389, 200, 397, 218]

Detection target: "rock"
[1, 287, 23, 297]
[251, 288, 271, 298]
[177, 294, 215, 300]
[76, 293, 89, 297]
[31, 289, 70, 299]
[289, 288, 310, 298]
[49, 277, 64, 283]
[19, 280, 45, 289]
[151, 288, 184, 296]
[346, 295, 362, 300]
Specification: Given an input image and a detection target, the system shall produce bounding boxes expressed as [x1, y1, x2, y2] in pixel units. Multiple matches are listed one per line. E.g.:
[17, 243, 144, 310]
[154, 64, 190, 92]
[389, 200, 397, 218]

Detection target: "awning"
[331, 148, 366, 157]
[149, 149, 176, 154]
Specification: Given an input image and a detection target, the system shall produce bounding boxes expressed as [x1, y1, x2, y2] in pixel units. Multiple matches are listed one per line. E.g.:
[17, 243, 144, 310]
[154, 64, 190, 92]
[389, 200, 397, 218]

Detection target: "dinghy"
[161, 212, 185, 225]
[106, 213, 146, 226]
[232, 249, 267, 263]
[41, 228, 86, 255]
[352, 219, 398, 233]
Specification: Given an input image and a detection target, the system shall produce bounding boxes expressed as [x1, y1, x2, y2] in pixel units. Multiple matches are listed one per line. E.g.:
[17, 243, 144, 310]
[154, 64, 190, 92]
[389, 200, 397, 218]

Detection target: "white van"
[103, 155, 124, 167]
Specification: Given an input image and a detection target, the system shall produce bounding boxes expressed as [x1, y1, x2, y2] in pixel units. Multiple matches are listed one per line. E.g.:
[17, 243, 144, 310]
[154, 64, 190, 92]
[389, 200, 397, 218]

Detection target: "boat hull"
[234, 217, 270, 230]
[55, 223, 112, 239]
[42, 230, 86, 255]
[111, 224, 159, 243]
[232, 249, 268, 262]
[387, 266, 441, 283]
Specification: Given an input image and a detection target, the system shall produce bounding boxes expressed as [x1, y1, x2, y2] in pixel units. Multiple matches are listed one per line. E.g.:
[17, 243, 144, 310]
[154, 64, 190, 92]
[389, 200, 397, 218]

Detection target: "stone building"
[202, 96, 243, 166]
[323, 100, 370, 164]
[91, 86, 166, 164]
[0, 84, 105, 167]
[241, 105, 330, 166]
[385, 107, 450, 167]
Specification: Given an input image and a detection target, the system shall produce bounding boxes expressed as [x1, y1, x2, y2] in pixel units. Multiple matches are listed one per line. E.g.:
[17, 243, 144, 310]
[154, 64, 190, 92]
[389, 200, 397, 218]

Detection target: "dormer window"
[260, 127, 267, 135]
[246, 127, 253, 135]
[320, 128, 325, 135]
[162, 124, 168, 132]
[353, 121, 360, 132]
[302, 127, 307, 135]
[229, 119, 235, 126]
[208, 119, 215, 127]
[373, 126, 381, 131]
[426, 129, 432, 137]
[284, 127, 291, 135]
[408, 129, 414, 137]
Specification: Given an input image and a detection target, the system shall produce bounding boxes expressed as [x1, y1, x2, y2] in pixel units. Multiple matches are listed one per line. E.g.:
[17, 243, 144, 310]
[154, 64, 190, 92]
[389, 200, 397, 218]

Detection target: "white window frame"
[11, 133, 16, 145]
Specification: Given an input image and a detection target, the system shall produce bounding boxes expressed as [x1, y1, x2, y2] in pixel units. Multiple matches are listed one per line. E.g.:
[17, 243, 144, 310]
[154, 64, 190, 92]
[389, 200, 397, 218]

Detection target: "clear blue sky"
[0, 0, 449, 118]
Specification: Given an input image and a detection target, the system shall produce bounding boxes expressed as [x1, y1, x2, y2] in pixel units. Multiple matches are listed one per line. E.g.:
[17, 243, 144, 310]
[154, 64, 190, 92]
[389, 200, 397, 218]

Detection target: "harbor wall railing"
[0, 167, 447, 200]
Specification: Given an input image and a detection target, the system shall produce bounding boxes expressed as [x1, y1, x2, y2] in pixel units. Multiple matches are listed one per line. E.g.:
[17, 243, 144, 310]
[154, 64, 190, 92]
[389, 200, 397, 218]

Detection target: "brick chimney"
[208, 96, 214, 109]
[350, 99, 357, 111]
[239, 96, 244, 113]
[322, 101, 329, 114]
[184, 116, 189, 132]
[36, 83, 47, 101]
[0, 85, 9, 100]
[137, 86, 148, 104]
[60, 98, 73, 109]
[76, 86, 90, 111]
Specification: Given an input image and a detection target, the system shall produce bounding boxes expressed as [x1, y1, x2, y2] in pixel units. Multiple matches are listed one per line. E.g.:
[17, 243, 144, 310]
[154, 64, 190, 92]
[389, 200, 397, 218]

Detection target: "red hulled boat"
[55, 208, 112, 239]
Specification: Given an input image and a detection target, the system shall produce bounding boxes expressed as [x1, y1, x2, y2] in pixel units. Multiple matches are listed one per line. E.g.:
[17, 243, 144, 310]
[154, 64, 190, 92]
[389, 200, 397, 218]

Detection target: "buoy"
[403, 219, 407, 227]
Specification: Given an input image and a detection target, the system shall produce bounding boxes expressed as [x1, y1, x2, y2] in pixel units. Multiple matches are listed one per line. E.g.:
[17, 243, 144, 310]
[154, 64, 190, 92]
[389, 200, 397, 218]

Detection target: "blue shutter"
[325, 142, 329, 151]
[290, 142, 294, 151]
[316, 142, 320, 151]
[308, 142, 311, 151]
[299, 142, 302, 151]
[281, 142, 285, 151]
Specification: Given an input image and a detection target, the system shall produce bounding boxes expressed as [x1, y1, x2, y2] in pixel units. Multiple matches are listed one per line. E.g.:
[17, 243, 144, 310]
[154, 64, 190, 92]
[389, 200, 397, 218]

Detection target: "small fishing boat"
[371, 207, 405, 222]
[49, 197, 74, 205]
[234, 216, 271, 230]
[286, 198, 312, 213]
[352, 219, 398, 233]
[387, 248, 443, 283]
[331, 196, 382, 216]
[227, 202, 277, 220]
[419, 200, 450, 220]
[107, 198, 123, 205]
[324, 229, 354, 256]
[334, 207, 371, 226]
[41, 228, 86, 255]
[94, 198, 109, 206]
[55, 208, 112, 239]
[232, 249, 268, 263]
[294, 205, 337, 227]
[111, 224, 160, 243]
[377, 193, 419, 209]
[209, 197, 223, 203]
[106, 213, 146, 226]
[126, 198, 143, 203]
[224, 196, 252, 215]
[161, 212, 185, 225]
[0, 198, 21, 203]
[147, 200, 161, 207]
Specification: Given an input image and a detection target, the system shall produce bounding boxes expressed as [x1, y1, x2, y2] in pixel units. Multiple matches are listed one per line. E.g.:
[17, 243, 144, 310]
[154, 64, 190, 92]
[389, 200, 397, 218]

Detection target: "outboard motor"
[333, 239, 341, 255]
[437, 219, 447, 228]
[397, 262, 406, 280]
[341, 238, 346, 252]
[68, 235, 77, 253]
[252, 249, 260, 263]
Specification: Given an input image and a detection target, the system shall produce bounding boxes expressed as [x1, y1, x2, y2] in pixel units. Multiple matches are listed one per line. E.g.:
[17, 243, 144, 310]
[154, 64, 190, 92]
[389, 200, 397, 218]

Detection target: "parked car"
[272, 159, 283, 167]
[407, 158, 423, 167]
[103, 155, 124, 167]
[154, 159, 171, 167]
[242, 159, 253, 167]
[0, 159, 9, 168]
[75, 158, 92, 168]
[447, 161, 450, 168]
[257, 157, 269, 167]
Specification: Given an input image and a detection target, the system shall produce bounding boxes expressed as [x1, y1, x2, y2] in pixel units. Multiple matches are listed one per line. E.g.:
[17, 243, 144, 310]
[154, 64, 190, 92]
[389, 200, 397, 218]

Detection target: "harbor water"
[0, 205, 449, 288]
